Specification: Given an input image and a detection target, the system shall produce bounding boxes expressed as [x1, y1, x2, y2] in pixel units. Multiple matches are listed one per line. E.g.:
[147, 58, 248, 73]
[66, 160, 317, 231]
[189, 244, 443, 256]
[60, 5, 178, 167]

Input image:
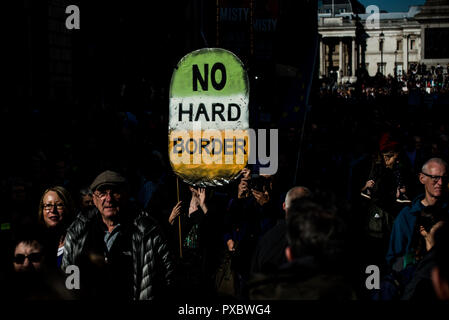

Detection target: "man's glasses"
[13, 252, 42, 264]
[43, 203, 65, 211]
[93, 189, 121, 200]
[421, 172, 448, 183]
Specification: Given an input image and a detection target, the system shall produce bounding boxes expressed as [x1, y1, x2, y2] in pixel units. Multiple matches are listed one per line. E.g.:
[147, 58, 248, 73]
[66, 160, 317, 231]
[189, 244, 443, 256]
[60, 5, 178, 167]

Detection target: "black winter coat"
[246, 256, 357, 300]
[61, 207, 175, 300]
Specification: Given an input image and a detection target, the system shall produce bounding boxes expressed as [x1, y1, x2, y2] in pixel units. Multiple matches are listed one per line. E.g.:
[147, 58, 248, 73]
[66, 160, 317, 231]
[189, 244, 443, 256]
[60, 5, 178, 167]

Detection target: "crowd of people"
[1, 64, 449, 301]
[322, 63, 449, 100]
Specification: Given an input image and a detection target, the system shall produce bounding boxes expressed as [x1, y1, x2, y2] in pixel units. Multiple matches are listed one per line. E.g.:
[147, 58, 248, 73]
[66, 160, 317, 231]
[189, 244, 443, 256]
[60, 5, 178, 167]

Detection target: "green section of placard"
[170, 48, 249, 98]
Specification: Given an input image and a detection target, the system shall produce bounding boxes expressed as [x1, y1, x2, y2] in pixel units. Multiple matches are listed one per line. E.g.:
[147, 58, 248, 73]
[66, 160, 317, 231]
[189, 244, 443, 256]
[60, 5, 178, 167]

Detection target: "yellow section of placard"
[169, 129, 249, 186]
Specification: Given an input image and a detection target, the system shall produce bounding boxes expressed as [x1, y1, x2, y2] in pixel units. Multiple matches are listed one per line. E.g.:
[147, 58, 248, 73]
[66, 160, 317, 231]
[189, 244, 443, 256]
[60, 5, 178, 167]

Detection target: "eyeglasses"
[43, 203, 65, 211]
[421, 172, 448, 183]
[13, 252, 43, 264]
[93, 189, 121, 200]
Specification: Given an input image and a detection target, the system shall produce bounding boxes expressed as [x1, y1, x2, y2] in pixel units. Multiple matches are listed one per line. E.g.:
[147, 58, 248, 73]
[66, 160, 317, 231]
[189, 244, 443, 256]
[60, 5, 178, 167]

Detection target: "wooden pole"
[177, 177, 182, 258]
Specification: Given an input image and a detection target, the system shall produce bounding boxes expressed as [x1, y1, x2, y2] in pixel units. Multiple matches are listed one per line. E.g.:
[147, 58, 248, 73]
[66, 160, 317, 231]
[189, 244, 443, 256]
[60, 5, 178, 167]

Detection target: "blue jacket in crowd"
[386, 194, 449, 268]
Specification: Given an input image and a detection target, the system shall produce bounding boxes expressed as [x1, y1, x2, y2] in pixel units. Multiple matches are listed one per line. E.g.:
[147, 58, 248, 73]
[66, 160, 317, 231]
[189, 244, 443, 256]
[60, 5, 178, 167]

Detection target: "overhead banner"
[169, 48, 250, 187]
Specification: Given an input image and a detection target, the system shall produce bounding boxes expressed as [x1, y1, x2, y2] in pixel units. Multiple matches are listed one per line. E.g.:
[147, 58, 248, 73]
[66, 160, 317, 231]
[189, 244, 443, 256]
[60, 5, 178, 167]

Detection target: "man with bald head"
[283, 187, 312, 214]
[250, 186, 312, 274]
[386, 158, 449, 270]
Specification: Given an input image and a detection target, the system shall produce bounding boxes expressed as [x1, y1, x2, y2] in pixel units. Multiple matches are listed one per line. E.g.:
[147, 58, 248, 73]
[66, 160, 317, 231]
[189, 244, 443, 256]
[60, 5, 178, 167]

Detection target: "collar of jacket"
[410, 194, 426, 213]
[410, 194, 449, 215]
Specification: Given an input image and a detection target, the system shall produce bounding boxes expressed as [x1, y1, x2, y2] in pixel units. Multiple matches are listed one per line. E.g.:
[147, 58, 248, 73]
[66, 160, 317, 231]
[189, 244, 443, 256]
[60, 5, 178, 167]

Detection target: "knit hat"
[90, 170, 126, 192]
[379, 133, 399, 152]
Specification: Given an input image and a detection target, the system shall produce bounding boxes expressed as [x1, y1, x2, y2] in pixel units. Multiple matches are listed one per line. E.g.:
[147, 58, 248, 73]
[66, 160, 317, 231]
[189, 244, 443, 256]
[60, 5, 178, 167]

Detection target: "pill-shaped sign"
[169, 48, 250, 187]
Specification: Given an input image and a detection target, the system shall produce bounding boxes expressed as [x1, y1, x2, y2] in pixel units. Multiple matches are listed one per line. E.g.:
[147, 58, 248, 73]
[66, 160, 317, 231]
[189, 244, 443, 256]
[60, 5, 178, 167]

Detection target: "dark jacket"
[245, 256, 357, 300]
[386, 195, 425, 267]
[401, 248, 437, 300]
[250, 219, 288, 274]
[62, 207, 175, 300]
[368, 160, 398, 213]
[386, 195, 449, 268]
[223, 196, 277, 279]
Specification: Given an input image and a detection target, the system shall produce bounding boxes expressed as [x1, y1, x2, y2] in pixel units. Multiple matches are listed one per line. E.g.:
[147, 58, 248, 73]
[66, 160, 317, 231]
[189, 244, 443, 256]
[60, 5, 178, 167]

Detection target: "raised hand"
[198, 187, 208, 214]
[169, 201, 182, 225]
[227, 239, 235, 252]
[363, 179, 375, 190]
[238, 179, 250, 199]
[252, 189, 270, 206]
[189, 187, 200, 216]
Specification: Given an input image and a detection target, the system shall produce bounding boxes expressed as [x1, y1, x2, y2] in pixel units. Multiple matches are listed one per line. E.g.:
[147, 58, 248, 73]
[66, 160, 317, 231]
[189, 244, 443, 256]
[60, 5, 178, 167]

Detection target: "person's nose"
[22, 257, 31, 269]
[104, 191, 113, 202]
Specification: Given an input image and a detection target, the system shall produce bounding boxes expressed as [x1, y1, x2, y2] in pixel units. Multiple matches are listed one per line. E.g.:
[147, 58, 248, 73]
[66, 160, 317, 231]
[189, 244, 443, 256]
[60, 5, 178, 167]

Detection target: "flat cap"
[90, 170, 126, 192]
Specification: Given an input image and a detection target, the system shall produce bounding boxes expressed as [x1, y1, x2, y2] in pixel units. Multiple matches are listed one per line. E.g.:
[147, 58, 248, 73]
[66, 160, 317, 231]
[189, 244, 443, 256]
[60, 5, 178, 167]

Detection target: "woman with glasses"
[37, 186, 75, 268]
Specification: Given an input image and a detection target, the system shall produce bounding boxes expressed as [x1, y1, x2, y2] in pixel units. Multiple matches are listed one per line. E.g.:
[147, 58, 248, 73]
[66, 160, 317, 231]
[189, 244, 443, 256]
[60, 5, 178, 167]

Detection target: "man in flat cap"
[62, 170, 175, 300]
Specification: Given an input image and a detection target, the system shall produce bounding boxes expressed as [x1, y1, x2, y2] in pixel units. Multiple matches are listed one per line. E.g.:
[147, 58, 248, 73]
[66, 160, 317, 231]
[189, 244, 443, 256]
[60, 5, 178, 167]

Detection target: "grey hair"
[422, 158, 448, 174]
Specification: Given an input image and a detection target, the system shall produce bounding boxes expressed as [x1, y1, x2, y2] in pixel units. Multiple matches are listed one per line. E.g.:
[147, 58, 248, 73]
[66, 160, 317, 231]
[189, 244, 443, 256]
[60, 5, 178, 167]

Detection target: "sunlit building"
[318, 0, 449, 83]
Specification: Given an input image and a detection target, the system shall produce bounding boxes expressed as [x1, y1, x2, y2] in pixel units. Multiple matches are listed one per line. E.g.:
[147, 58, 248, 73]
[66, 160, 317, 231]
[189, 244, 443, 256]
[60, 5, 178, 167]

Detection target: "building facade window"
[395, 63, 403, 77]
[396, 39, 402, 51]
[410, 39, 415, 50]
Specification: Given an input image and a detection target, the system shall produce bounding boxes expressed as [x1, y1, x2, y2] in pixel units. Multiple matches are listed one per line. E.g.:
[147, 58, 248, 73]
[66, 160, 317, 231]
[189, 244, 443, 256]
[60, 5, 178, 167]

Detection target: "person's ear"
[419, 173, 426, 185]
[432, 267, 449, 300]
[282, 202, 286, 211]
[285, 246, 293, 262]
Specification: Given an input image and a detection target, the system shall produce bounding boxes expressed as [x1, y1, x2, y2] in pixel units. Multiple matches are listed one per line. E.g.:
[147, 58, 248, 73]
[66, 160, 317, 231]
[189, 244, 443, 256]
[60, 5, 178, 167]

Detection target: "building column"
[319, 37, 324, 78]
[352, 37, 356, 77]
[359, 43, 362, 68]
[403, 35, 409, 74]
[339, 38, 343, 81]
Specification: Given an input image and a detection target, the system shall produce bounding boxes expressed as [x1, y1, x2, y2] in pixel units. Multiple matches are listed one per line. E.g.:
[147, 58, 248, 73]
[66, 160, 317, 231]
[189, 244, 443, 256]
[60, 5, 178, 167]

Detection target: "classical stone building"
[318, 0, 449, 83]
[416, 0, 449, 66]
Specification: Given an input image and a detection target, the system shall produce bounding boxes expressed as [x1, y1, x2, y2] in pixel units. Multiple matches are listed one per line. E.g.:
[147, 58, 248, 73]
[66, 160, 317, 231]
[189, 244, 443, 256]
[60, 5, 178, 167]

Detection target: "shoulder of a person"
[398, 195, 424, 216]
[261, 219, 285, 237]
[440, 199, 449, 209]
[67, 208, 96, 233]
[133, 209, 160, 234]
